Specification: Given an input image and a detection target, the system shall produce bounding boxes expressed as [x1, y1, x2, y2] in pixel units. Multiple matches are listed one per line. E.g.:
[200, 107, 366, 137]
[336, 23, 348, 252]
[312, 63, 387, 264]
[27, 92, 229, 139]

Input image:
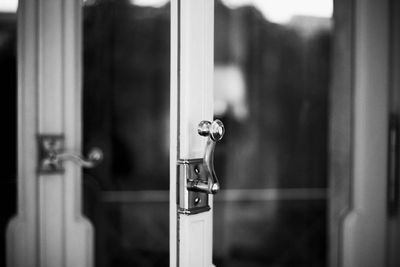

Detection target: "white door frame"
[330, 0, 391, 266]
[170, 0, 215, 266]
[7, 0, 93, 266]
[341, 0, 389, 265]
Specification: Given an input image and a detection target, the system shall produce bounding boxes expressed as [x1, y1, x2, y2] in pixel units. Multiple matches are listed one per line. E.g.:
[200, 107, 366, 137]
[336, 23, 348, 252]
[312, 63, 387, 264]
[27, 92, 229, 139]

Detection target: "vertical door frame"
[7, 0, 93, 266]
[387, 0, 400, 265]
[6, 0, 39, 265]
[329, 0, 355, 265]
[330, 0, 391, 266]
[170, 1, 178, 265]
[170, 0, 215, 266]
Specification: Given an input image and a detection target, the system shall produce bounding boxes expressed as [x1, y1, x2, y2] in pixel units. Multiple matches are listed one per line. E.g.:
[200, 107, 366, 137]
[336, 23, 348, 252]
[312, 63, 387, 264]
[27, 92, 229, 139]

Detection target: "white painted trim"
[341, 0, 390, 266]
[171, 0, 215, 266]
[179, 212, 213, 267]
[179, 0, 214, 265]
[179, 0, 214, 159]
[7, 0, 93, 266]
[170, 0, 178, 266]
[7, 0, 39, 266]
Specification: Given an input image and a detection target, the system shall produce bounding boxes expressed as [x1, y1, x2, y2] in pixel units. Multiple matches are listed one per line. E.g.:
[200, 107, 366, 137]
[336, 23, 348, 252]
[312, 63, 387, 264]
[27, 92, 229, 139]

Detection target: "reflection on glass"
[0, 4, 17, 267]
[82, 0, 331, 265]
[214, 0, 332, 266]
[83, 0, 170, 266]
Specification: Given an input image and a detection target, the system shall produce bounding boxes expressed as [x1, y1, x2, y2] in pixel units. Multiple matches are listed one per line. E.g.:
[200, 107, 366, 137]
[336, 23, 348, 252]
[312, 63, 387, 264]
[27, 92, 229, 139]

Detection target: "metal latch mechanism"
[178, 120, 225, 215]
[38, 134, 103, 174]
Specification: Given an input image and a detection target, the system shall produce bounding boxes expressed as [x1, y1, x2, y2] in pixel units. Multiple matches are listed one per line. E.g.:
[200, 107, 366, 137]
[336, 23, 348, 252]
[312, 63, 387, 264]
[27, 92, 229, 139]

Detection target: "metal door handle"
[187, 120, 225, 194]
[57, 148, 103, 168]
[38, 135, 103, 173]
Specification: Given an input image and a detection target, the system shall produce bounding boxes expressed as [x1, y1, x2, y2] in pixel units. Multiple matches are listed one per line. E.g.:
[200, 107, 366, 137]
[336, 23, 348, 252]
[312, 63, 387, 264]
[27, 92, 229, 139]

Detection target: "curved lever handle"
[188, 120, 224, 194]
[38, 135, 103, 173]
[58, 148, 103, 168]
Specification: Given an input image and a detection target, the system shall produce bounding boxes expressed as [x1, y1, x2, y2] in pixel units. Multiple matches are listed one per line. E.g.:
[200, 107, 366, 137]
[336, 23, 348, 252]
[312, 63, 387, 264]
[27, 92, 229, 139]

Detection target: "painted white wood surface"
[179, 0, 214, 159]
[341, 0, 389, 266]
[7, 0, 93, 266]
[170, 0, 178, 265]
[6, 0, 39, 266]
[170, 0, 215, 266]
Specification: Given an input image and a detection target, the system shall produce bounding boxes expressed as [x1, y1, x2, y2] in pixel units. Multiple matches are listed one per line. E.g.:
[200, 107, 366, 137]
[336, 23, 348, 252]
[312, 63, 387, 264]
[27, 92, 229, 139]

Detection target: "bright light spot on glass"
[0, 0, 18, 12]
[214, 65, 248, 120]
[131, 0, 169, 7]
[222, 0, 332, 24]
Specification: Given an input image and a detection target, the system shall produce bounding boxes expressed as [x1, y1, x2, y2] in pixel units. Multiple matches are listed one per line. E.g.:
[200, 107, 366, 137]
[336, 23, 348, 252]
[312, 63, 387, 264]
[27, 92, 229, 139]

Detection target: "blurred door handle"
[58, 148, 103, 168]
[38, 134, 103, 174]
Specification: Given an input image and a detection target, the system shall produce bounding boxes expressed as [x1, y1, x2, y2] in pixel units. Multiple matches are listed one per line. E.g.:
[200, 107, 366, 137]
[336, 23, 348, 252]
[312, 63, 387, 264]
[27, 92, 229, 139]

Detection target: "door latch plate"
[177, 159, 210, 215]
[38, 134, 65, 174]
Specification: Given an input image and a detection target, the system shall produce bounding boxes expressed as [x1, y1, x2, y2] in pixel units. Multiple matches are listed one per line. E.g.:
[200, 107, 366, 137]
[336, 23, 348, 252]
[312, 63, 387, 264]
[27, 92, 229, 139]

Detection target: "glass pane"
[83, 1, 170, 266]
[0, 2, 17, 266]
[214, 0, 332, 265]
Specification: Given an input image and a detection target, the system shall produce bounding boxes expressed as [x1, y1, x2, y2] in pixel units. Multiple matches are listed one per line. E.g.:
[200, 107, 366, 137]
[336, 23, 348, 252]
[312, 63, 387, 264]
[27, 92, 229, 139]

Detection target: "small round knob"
[198, 121, 212, 136]
[198, 119, 225, 141]
[209, 120, 225, 141]
[87, 148, 104, 164]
